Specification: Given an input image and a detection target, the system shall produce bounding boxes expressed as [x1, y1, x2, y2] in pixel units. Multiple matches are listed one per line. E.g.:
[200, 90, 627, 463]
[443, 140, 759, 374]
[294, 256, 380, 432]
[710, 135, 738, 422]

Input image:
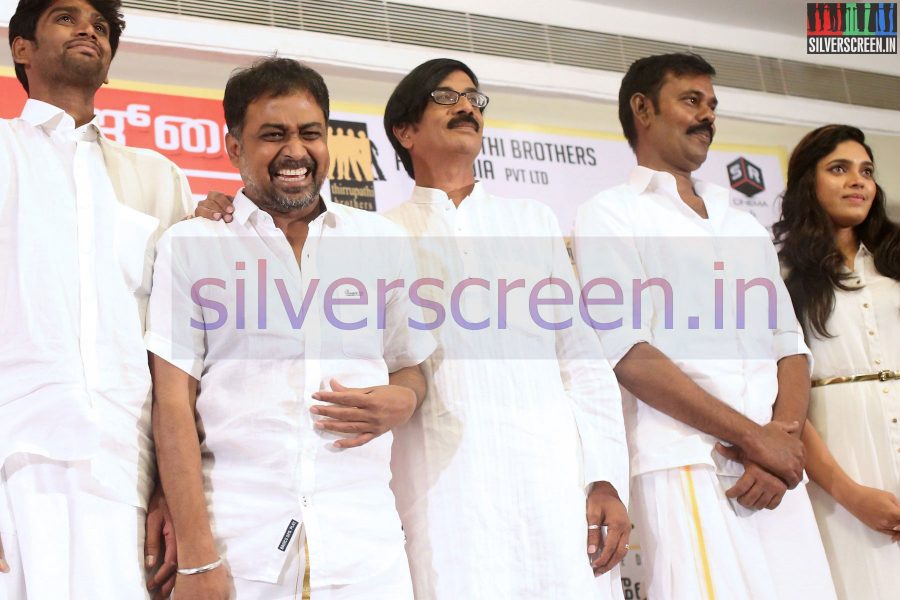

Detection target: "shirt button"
[868, 330, 875, 336]
[875, 359, 882, 365]
[885, 388, 891, 394]
[863, 303, 869, 308]
[893, 418, 898, 424]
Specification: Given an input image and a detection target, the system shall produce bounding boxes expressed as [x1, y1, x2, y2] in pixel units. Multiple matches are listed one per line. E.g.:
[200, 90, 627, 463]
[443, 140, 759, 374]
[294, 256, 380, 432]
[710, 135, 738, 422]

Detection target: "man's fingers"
[586, 524, 602, 556]
[144, 507, 163, 569]
[772, 420, 800, 435]
[311, 405, 372, 422]
[149, 559, 177, 591]
[333, 433, 376, 449]
[193, 203, 228, 222]
[311, 391, 371, 408]
[603, 529, 631, 575]
[725, 473, 754, 499]
[592, 526, 625, 573]
[767, 491, 785, 510]
[714, 442, 741, 461]
[0, 534, 9, 573]
[315, 420, 372, 435]
[737, 483, 765, 509]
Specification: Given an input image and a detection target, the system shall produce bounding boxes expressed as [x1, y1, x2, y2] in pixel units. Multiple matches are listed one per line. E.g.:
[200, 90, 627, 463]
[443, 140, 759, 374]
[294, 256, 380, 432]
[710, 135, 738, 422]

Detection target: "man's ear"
[11, 36, 33, 67]
[393, 123, 415, 150]
[631, 93, 654, 128]
[225, 131, 241, 169]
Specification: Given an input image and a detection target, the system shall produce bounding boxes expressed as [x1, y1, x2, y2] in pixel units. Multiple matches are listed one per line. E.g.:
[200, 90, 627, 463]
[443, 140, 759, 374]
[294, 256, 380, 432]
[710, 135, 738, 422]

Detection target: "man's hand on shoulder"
[191, 191, 235, 223]
[311, 379, 418, 448]
[586, 481, 631, 576]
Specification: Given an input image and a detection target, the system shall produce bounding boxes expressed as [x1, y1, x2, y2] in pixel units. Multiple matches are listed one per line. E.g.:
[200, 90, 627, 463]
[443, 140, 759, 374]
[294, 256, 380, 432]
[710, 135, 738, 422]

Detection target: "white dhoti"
[632, 465, 837, 600]
[0, 453, 148, 600]
[232, 529, 413, 600]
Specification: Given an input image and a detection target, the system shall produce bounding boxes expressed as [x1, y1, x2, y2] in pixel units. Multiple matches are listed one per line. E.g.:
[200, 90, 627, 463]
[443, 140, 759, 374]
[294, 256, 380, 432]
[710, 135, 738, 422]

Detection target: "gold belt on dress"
[811, 369, 900, 388]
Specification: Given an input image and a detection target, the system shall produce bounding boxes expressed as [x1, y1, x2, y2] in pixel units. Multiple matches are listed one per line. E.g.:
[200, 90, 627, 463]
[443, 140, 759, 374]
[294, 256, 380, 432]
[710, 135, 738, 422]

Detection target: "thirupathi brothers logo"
[807, 3, 897, 54]
[327, 120, 386, 211]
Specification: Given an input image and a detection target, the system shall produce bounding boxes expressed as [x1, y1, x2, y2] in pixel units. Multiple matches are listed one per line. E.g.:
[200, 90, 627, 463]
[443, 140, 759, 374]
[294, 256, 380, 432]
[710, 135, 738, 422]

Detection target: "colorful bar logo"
[807, 3, 897, 53]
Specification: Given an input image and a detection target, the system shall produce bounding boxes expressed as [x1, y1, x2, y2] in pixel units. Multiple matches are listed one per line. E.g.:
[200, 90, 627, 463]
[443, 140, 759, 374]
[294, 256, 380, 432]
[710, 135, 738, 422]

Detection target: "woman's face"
[814, 140, 877, 229]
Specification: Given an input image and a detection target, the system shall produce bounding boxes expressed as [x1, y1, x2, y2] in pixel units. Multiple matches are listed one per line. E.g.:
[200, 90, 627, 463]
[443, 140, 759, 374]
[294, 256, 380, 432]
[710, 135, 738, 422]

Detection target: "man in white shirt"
[147, 57, 434, 599]
[382, 58, 630, 600]
[574, 52, 836, 599]
[0, 1, 192, 598]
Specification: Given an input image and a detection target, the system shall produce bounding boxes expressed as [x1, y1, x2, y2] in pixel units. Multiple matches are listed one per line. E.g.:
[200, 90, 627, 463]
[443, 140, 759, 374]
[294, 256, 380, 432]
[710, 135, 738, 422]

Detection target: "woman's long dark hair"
[773, 124, 900, 338]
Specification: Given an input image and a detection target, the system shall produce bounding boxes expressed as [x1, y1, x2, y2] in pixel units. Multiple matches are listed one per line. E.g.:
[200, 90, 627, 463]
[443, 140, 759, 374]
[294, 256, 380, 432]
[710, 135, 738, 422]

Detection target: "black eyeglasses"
[430, 89, 490, 109]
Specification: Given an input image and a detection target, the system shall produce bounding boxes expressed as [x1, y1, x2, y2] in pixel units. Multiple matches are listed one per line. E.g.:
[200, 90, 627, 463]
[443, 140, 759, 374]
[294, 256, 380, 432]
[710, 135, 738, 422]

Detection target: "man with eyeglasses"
[382, 58, 630, 600]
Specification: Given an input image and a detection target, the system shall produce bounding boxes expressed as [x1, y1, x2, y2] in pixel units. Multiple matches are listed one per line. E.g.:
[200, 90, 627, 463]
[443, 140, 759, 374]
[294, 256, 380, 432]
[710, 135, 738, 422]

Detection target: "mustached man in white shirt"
[574, 52, 837, 600]
[146, 57, 435, 600]
[378, 58, 629, 600]
[0, 1, 192, 598]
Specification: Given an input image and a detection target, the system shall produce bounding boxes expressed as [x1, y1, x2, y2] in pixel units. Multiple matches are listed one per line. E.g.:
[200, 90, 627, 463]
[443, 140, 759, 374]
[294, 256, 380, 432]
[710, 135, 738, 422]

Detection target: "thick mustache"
[448, 114, 480, 131]
[686, 123, 714, 142]
[269, 158, 316, 175]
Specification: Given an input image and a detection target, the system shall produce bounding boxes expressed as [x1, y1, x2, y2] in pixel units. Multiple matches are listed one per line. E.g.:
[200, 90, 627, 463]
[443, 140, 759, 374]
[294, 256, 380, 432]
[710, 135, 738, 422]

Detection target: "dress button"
[875, 359, 882, 365]
[863, 303, 869, 308]
[885, 388, 891, 394]
[868, 331, 875, 336]
[893, 418, 898, 424]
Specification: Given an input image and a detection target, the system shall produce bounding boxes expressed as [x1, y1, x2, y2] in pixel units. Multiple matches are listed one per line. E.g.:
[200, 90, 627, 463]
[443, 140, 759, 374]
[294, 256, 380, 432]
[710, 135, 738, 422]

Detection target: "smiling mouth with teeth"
[273, 167, 310, 182]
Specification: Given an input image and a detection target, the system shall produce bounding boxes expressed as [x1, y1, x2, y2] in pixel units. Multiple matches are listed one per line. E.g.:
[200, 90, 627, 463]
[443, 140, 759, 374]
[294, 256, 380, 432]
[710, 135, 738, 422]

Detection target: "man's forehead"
[246, 91, 326, 126]
[661, 71, 715, 95]
[437, 70, 477, 90]
[43, 0, 105, 20]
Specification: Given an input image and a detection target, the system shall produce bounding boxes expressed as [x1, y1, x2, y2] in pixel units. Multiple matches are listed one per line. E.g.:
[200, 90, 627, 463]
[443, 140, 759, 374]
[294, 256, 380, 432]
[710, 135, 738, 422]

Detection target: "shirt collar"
[233, 188, 342, 228]
[628, 165, 731, 222]
[20, 99, 102, 139]
[409, 181, 487, 204]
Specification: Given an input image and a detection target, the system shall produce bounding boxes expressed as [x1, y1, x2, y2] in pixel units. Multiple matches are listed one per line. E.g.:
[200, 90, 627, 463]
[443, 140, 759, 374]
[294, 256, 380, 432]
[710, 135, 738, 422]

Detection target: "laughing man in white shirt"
[574, 52, 837, 600]
[147, 57, 434, 600]
[0, 1, 192, 598]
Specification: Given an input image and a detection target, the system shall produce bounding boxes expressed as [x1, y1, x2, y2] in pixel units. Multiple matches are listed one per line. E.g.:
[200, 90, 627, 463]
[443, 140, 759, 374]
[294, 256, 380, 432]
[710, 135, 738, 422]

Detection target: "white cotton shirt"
[0, 100, 172, 507]
[145, 190, 435, 585]
[574, 166, 810, 477]
[386, 183, 628, 600]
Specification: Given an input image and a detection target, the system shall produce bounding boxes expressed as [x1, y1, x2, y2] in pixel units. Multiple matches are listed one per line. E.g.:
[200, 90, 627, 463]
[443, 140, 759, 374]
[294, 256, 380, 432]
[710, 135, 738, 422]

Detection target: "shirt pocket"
[330, 284, 383, 359]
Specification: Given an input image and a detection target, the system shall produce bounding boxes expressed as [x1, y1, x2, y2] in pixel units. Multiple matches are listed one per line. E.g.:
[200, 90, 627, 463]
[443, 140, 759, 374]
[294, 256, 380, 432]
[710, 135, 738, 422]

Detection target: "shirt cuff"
[145, 331, 204, 381]
[773, 330, 814, 375]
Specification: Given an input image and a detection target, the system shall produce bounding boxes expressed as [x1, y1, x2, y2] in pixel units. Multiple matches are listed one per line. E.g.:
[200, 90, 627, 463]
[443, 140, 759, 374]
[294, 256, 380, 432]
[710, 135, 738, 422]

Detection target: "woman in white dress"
[774, 124, 900, 599]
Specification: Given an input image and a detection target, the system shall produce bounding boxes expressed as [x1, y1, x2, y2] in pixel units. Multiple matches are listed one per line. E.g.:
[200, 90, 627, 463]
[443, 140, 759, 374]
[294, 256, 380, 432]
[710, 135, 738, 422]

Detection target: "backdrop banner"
[0, 74, 786, 235]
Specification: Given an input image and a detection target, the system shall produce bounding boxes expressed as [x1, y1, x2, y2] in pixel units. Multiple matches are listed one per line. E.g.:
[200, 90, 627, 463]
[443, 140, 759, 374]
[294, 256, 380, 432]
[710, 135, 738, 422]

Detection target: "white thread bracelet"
[177, 557, 223, 576]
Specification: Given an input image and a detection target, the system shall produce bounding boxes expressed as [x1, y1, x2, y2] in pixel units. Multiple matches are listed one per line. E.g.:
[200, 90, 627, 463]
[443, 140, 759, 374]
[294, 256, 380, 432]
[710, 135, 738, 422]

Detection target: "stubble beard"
[246, 173, 325, 215]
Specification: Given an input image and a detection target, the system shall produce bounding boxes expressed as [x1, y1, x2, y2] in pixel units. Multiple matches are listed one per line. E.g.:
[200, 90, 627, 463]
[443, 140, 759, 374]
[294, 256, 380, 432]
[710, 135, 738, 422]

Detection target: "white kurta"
[574, 166, 835, 600]
[805, 245, 900, 600]
[386, 183, 628, 600]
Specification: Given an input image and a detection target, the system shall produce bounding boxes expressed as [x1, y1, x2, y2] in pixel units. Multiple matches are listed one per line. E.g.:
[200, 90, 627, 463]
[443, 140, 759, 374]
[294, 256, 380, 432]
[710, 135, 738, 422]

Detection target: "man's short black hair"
[383, 58, 480, 178]
[8, 0, 125, 94]
[223, 56, 330, 139]
[618, 52, 715, 150]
